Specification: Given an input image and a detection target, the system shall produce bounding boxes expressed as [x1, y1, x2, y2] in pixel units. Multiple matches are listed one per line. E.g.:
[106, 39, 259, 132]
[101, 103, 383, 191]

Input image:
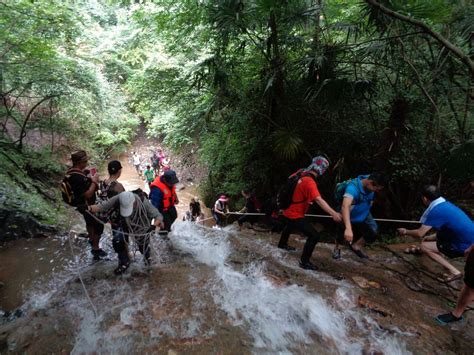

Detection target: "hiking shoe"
[278, 245, 296, 252]
[299, 260, 319, 271]
[91, 249, 107, 258]
[435, 312, 463, 325]
[350, 246, 368, 259]
[332, 248, 341, 260]
[114, 263, 130, 275]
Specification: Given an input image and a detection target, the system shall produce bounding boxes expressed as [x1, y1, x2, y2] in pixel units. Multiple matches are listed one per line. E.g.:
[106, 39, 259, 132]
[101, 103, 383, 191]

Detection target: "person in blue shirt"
[333, 173, 387, 259]
[398, 185, 474, 283]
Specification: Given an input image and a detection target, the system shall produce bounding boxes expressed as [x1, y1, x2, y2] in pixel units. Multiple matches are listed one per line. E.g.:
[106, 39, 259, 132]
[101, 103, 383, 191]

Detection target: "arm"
[314, 197, 341, 222]
[89, 194, 120, 214]
[398, 225, 432, 238]
[143, 199, 164, 228]
[83, 175, 99, 200]
[150, 187, 164, 211]
[341, 196, 354, 243]
[114, 182, 125, 194]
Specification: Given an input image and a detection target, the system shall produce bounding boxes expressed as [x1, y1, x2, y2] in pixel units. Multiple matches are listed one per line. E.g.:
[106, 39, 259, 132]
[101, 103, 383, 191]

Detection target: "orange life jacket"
[150, 178, 177, 211]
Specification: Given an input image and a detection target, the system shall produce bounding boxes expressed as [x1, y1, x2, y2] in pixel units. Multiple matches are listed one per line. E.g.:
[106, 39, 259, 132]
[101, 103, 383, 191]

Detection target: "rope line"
[226, 211, 421, 224]
[67, 231, 99, 318]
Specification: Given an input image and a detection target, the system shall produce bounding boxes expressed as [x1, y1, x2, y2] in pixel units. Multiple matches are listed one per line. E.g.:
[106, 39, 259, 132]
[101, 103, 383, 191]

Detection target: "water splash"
[171, 222, 410, 354]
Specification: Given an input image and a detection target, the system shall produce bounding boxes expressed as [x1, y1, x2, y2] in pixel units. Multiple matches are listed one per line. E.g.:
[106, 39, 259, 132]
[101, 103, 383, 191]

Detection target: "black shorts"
[436, 240, 464, 259]
[337, 216, 378, 244]
[464, 248, 474, 289]
[82, 211, 104, 235]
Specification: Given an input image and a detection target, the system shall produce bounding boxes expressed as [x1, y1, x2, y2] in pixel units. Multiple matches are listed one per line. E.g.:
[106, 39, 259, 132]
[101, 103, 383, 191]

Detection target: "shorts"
[436, 229, 465, 259]
[337, 214, 378, 244]
[465, 248, 474, 289]
[82, 211, 104, 235]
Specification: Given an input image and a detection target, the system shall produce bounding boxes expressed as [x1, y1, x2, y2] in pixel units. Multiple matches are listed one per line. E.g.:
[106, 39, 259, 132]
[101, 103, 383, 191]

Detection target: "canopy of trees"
[1, 0, 472, 218]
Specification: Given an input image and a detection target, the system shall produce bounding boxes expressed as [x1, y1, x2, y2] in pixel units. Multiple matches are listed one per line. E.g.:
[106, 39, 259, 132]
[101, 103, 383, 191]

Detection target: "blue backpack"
[334, 178, 363, 206]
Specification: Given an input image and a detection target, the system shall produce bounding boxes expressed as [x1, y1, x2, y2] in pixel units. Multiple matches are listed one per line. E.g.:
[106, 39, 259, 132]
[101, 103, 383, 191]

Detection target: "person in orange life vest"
[150, 170, 179, 231]
[278, 156, 342, 271]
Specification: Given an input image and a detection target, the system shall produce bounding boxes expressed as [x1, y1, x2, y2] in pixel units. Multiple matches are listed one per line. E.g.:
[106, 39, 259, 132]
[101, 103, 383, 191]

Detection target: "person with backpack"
[333, 173, 387, 260]
[238, 189, 261, 230]
[88, 191, 164, 274]
[149, 170, 180, 232]
[278, 156, 342, 271]
[61, 150, 105, 260]
[212, 195, 229, 228]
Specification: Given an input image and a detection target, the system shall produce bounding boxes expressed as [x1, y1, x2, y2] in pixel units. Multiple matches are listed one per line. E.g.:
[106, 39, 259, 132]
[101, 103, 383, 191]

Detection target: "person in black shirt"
[67, 150, 105, 259]
[238, 189, 260, 230]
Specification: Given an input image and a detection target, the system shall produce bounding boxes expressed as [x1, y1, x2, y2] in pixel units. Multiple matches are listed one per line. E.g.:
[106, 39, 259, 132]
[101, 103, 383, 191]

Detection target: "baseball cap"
[162, 170, 179, 185]
[119, 192, 135, 217]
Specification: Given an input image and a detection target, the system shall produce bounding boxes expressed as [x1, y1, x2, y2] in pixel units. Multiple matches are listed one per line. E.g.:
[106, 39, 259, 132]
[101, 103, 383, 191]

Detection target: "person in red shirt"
[278, 156, 342, 270]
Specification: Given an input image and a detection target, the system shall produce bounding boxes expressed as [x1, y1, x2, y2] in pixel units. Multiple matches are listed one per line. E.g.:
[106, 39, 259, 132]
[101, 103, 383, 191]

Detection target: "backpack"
[132, 188, 149, 201]
[276, 169, 313, 210]
[334, 178, 362, 206]
[60, 168, 86, 206]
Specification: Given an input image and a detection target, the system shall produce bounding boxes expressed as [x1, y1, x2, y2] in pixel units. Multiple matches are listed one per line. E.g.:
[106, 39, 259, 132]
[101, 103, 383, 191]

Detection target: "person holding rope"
[87, 191, 164, 274]
[212, 194, 230, 228]
[238, 189, 261, 230]
[398, 185, 474, 283]
[278, 156, 342, 271]
[333, 173, 387, 260]
[63, 150, 106, 260]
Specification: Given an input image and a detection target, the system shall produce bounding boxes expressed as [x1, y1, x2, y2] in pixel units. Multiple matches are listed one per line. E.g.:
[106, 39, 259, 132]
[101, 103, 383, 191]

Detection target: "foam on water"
[171, 222, 410, 354]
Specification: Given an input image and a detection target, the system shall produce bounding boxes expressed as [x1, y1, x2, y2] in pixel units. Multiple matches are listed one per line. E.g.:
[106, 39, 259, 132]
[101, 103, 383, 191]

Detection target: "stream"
[0, 152, 472, 354]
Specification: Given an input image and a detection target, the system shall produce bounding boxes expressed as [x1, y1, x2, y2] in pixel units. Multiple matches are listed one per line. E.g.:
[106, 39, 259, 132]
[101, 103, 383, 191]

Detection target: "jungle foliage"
[1, 0, 473, 219]
[118, 0, 473, 216]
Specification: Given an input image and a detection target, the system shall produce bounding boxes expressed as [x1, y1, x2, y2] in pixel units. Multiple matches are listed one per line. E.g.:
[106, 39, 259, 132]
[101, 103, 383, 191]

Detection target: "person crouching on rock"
[88, 191, 164, 274]
[149, 170, 180, 232]
[397, 185, 474, 283]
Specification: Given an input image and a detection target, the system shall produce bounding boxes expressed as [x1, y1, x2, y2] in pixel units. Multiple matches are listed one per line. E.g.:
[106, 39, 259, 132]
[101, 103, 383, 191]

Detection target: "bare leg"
[420, 241, 461, 275]
[87, 225, 100, 249]
[452, 285, 474, 318]
[352, 238, 365, 250]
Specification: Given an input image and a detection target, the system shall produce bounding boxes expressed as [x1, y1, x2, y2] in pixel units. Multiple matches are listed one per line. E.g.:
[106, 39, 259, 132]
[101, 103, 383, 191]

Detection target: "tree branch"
[365, 0, 474, 76]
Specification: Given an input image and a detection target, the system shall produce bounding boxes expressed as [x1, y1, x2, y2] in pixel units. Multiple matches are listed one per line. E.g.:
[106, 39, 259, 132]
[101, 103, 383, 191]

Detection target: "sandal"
[114, 263, 130, 275]
[437, 273, 462, 283]
[404, 245, 422, 255]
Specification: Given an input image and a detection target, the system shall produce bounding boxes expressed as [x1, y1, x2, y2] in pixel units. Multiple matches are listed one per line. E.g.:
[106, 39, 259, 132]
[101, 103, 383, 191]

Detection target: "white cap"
[119, 192, 135, 217]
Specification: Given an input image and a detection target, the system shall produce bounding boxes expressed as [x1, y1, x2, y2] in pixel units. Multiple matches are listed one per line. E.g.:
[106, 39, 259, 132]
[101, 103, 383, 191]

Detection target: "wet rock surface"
[0, 223, 472, 354]
[0, 207, 56, 242]
[0, 145, 472, 354]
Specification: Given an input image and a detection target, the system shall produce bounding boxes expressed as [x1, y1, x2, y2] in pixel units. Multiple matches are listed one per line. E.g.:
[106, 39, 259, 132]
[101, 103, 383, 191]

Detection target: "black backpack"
[277, 169, 313, 210]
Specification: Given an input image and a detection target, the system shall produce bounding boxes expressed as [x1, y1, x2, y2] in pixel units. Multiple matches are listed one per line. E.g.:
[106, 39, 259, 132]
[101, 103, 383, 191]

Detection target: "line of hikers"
[62, 150, 180, 275]
[132, 148, 171, 184]
[62, 151, 473, 325]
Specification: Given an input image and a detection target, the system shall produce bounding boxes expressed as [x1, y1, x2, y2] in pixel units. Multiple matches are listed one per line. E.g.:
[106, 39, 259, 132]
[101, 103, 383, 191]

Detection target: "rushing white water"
[170, 222, 410, 354]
